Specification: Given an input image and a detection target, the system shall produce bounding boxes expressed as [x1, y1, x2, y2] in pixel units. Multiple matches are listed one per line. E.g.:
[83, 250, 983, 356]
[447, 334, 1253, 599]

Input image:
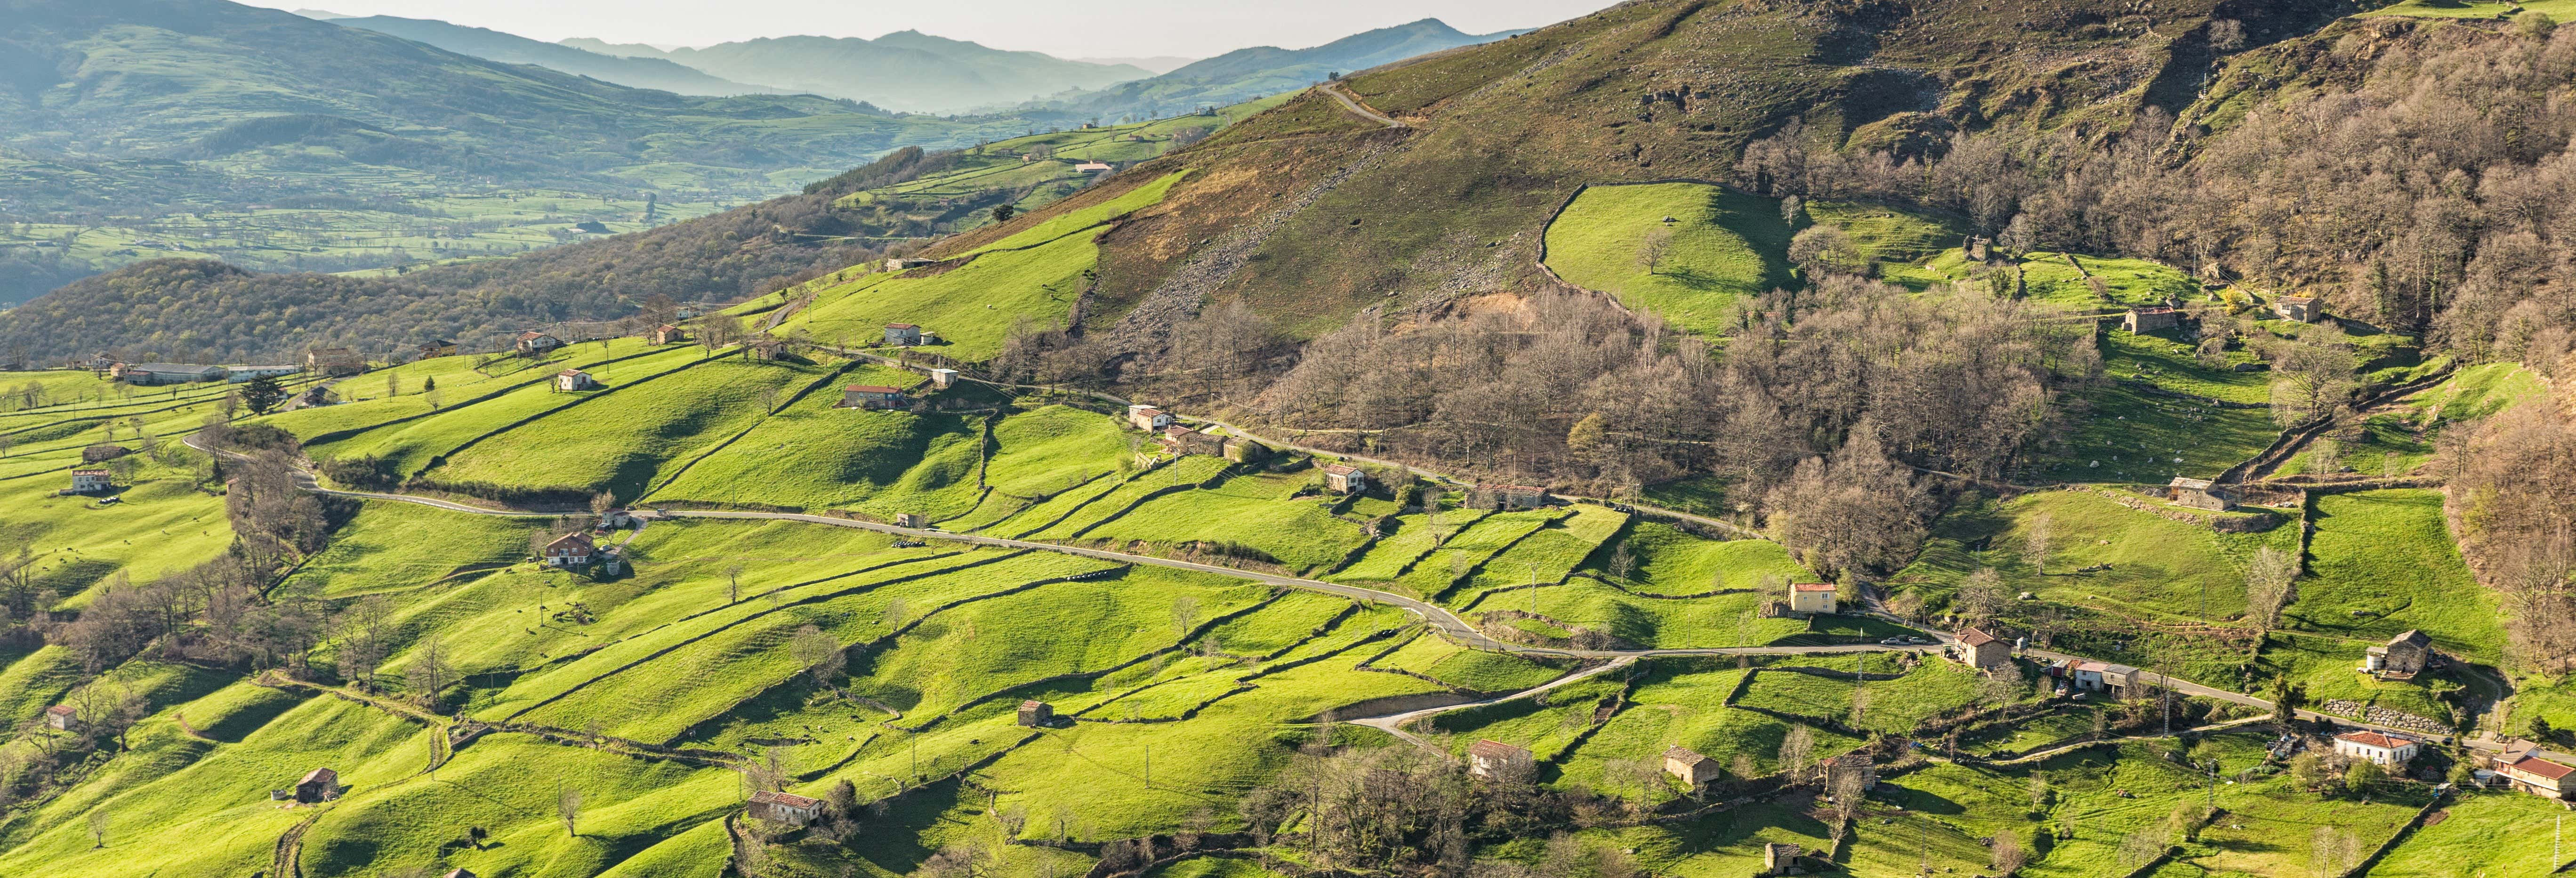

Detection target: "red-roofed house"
[44, 705, 76, 731]
[2332, 730, 2420, 766]
[555, 369, 598, 392]
[544, 532, 596, 568]
[1787, 582, 1837, 615]
[515, 331, 563, 356]
[1956, 627, 2012, 670]
[2496, 749, 2575, 799]
[1127, 404, 1173, 431]
[748, 790, 826, 825]
[884, 323, 923, 346]
[1467, 739, 1534, 780]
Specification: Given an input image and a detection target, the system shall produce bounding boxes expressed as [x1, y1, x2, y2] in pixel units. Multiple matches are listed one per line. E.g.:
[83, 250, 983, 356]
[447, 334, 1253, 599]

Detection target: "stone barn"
[2275, 295, 2320, 322]
[296, 768, 340, 803]
[1017, 700, 1055, 727]
[2167, 477, 2237, 511]
[647, 324, 685, 345]
[2368, 630, 2432, 678]
[884, 323, 923, 346]
[44, 705, 76, 731]
[842, 385, 908, 410]
[1467, 739, 1534, 780]
[1321, 464, 1367, 495]
[2123, 306, 2181, 334]
[1468, 485, 1548, 510]
[1763, 843, 1804, 875]
[1663, 745, 1717, 790]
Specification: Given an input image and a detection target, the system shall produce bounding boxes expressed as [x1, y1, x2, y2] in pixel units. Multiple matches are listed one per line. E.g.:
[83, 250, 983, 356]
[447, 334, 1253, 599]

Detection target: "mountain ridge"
[331, 14, 785, 96]
[561, 31, 1156, 113]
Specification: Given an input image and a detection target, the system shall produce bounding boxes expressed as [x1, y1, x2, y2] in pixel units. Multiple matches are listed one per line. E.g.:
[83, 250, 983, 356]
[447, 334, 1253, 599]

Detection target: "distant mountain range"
[1046, 18, 1525, 120]
[560, 32, 1156, 114]
[330, 15, 784, 97]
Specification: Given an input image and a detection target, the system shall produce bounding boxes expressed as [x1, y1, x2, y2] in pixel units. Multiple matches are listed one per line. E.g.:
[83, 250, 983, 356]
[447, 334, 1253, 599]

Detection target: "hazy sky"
[251, 0, 1619, 60]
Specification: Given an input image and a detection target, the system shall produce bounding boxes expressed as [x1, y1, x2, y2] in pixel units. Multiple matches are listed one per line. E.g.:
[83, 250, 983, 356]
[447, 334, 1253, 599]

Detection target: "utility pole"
[1144, 744, 1152, 789]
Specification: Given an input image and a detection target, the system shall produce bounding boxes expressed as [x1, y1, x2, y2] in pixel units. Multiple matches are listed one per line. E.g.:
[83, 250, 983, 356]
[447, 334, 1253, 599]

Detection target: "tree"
[991, 204, 1017, 224]
[88, 809, 106, 848]
[405, 635, 457, 709]
[1992, 830, 2026, 875]
[2027, 775, 2050, 813]
[240, 375, 286, 415]
[1171, 596, 1201, 637]
[2246, 546, 2299, 630]
[2287, 752, 2326, 789]
[2023, 513, 2053, 574]
[1780, 194, 1804, 226]
[1956, 568, 2009, 626]
[1787, 225, 1863, 276]
[1776, 725, 1815, 779]
[1828, 762, 1867, 844]
[1636, 226, 1675, 276]
[789, 624, 845, 688]
[2344, 758, 2384, 793]
[334, 596, 395, 691]
[726, 564, 745, 604]
[1997, 213, 2038, 255]
[557, 785, 582, 837]
[2117, 827, 2166, 871]
[2310, 826, 2359, 877]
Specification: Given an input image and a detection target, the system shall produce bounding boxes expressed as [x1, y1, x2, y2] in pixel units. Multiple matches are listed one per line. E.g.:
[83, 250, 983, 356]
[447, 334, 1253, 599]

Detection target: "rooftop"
[2335, 731, 2414, 749]
[1321, 463, 1360, 475]
[751, 790, 824, 808]
[1469, 739, 1529, 759]
[846, 385, 903, 394]
[2169, 476, 2215, 490]
[1789, 582, 1837, 592]
[1664, 745, 1711, 765]
[886, 322, 919, 329]
[301, 767, 337, 784]
[2507, 754, 2576, 781]
[1959, 627, 2000, 646]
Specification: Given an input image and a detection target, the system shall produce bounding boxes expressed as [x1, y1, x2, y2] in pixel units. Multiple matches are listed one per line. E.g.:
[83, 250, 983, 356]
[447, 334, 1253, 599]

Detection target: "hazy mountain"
[1052, 18, 1524, 119]
[288, 7, 348, 18]
[1076, 56, 1198, 75]
[562, 31, 1155, 113]
[333, 15, 782, 96]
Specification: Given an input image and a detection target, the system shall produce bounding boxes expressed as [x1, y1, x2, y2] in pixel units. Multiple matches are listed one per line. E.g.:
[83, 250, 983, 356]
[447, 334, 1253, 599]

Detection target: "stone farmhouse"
[1787, 582, 1837, 615]
[544, 532, 596, 568]
[1824, 752, 1877, 791]
[1954, 627, 2012, 671]
[1763, 843, 1806, 876]
[305, 346, 365, 376]
[44, 705, 76, 731]
[2332, 730, 2421, 766]
[2366, 630, 2432, 679]
[2167, 477, 2237, 511]
[647, 324, 685, 345]
[295, 768, 341, 803]
[1467, 739, 1534, 780]
[842, 385, 908, 410]
[1469, 484, 1548, 510]
[418, 340, 458, 359]
[2275, 295, 2320, 322]
[1663, 745, 1717, 790]
[1017, 700, 1055, 727]
[555, 369, 598, 392]
[2123, 306, 2180, 334]
[1159, 426, 1227, 457]
[1321, 463, 1367, 495]
[82, 444, 130, 463]
[748, 790, 826, 825]
[884, 323, 923, 346]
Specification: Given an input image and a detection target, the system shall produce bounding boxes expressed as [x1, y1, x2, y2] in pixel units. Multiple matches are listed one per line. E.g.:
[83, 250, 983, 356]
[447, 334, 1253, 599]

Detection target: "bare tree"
[1776, 725, 1815, 780]
[1636, 227, 1675, 276]
[557, 785, 582, 837]
[1992, 830, 2026, 875]
[789, 624, 846, 690]
[2022, 513, 2052, 574]
[405, 635, 458, 709]
[1956, 568, 2009, 627]
[1170, 596, 1201, 638]
[2246, 546, 2299, 630]
[726, 564, 746, 604]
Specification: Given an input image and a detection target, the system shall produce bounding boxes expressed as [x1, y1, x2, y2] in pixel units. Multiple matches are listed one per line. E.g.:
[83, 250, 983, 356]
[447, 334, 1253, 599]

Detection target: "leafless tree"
[2246, 546, 2300, 631]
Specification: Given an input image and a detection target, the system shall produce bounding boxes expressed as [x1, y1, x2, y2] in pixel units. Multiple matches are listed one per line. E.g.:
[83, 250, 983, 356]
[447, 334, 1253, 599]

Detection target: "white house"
[544, 531, 596, 568]
[555, 369, 598, 392]
[1321, 463, 1366, 495]
[928, 368, 960, 389]
[1127, 404, 1173, 432]
[1467, 739, 1534, 780]
[67, 470, 113, 494]
[2332, 730, 2420, 766]
[1788, 582, 1837, 614]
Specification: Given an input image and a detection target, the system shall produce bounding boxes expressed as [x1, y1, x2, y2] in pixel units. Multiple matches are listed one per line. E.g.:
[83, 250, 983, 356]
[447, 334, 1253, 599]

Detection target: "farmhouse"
[227, 364, 301, 382]
[2275, 295, 2320, 322]
[2363, 629, 2434, 680]
[884, 323, 924, 346]
[596, 509, 636, 530]
[647, 323, 685, 345]
[885, 258, 936, 272]
[555, 369, 598, 392]
[305, 346, 365, 376]
[1954, 627, 2012, 671]
[544, 532, 596, 568]
[1824, 752, 1877, 791]
[1321, 463, 1367, 495]
[1763, 843, 1805, 876]
[44, 705, 76, 731]
[516, 331, 564, 355]
[2167, 477, 2237, 512]
[2332, 730, 2421, 766]
[2061, 660, 2138, 692]
[748, 790, 826, 825]
[1787, 582, 1837, 615]
[116, 363, 225, 385]
[745, 337, 788, 361]
[2123, 306, 2181, 334]
[296, 768, 340, 803]
[1017, 700, 1055, 727]
[1663, 745, 1717, 790]
[929, 368, 959, 389]
[842, 385, 907, 410]
[86, 352, 118, 372]
[1127, 404, 1173, 431]
[67, 470, 112, 494]
[1159, 426, 1226, 457]
[1468, 485, 1548, 510]
[895, 513, 928, 528]
[81, 444, 130, 463]
[1467, 739, 1534, 780]
[418, 340, 458, 359]
[2495, 746, 2574, 799]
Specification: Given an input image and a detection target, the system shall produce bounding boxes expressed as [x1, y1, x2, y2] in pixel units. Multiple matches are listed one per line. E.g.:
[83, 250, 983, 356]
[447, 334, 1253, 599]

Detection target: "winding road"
[190, 432, 2509, 755]
[1319, 81, 1406, 129]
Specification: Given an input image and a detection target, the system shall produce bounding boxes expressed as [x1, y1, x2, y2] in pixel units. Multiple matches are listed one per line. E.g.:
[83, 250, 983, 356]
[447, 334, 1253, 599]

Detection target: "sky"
[250, 0, 1620, 60]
